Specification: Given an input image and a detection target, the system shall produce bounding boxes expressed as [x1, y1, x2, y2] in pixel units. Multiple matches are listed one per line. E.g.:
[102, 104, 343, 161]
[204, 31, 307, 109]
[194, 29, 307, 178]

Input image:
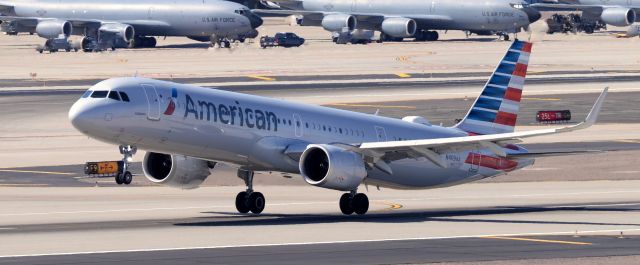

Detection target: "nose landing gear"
[115, 145, 136, 185]
[235, 170, 266, 214]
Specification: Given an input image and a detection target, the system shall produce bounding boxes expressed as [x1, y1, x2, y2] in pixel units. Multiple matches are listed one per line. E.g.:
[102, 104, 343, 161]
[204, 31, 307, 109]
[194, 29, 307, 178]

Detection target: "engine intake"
[35, 20, 72, 39]
[299, 144, 367, 191]
[601, 7, 636, 26]
[381, 17, 417, 38]
[143, 152, 213, 189]
[322, 14, 357, 32]
[99, 23, 135, 42]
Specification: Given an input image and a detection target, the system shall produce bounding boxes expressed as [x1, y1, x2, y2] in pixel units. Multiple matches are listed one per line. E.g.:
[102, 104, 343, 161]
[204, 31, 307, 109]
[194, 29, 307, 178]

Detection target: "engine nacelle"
[601, 7, 636, 26]
[36, 20, 72, 39]
[99, 23, 135, 42]
[381, 17, 417, 38]
[299, 144, 367, 191]
[143, 152, 213, 189]
[321, 14, 357, 32]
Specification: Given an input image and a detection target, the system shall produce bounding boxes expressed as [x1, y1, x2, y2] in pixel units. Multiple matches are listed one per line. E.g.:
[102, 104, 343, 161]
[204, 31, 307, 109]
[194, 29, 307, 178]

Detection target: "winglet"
[559, 87, 608, 132]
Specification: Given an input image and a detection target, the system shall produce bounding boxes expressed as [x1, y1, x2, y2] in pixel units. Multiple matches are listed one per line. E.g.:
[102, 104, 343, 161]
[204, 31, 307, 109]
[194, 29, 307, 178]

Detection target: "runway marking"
[0, 169, 76, 175]
[247, 75, 275, 81]
[328, 103, 416, 109]
[395, 73, 411, 78]
[616, 139, 640, 144]
[522, 97, 561, 101]
[0, 184, 49, 187]
[376, 201, 403, 211]
[482, 236, 592, 246]
[1, 228, 638, 259]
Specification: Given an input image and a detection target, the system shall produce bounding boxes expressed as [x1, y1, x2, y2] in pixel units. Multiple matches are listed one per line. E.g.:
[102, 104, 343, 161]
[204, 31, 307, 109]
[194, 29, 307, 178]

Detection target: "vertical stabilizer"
[454, 40, 533, 135]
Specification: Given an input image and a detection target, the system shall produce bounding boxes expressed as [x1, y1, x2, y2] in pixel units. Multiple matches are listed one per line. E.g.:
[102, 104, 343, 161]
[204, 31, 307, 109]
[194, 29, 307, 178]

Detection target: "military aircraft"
[0, 0, 264, 52]
[254, 0, 541, 42]
[68, 40, 608, 215]
[532, 0, 639, 29]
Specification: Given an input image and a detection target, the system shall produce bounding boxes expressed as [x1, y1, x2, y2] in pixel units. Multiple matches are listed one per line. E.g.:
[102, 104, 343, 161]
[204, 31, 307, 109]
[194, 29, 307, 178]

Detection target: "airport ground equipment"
[332, 28, 373, 44]
[35, 37, 79, 53]
[545, 13, 606, 34]
[84, 161, 133, 185]
[260, 32, 304, 48]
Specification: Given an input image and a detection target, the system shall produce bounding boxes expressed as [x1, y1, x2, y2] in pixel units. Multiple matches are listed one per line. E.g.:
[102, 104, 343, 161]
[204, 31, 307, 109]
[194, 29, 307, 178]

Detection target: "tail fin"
[454, 40, 532, 135]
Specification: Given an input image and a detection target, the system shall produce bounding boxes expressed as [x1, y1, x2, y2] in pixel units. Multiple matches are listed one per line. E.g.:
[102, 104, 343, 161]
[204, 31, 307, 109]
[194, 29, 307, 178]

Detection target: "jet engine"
[299, 144, 367, 191]
[321, 14, 357, 32]
[142, 152, 214, 189]
[600, 7, 636, 26]
[381, 17, 417, 38]
[99, 23, 135, 43]
[35, 20, 72, 39]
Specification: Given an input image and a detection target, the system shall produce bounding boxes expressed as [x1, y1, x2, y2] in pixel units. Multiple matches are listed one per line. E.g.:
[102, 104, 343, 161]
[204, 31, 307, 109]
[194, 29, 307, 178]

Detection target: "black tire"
[503, 35, 510, 41]
[115, 174, 124, 185]
[235, 191, 250, 213]
[248, 192, 265, 214]
[339, 193, 354, 215]
[123, 171, 133, 185]
[352, 193, 369, 215]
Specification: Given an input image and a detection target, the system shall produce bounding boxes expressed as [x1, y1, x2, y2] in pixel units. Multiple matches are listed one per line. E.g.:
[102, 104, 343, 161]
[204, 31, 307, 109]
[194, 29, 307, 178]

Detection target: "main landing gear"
[235, 170, 266, 214]
[115, 145, 136, 185]
[339, 191, 369, 215]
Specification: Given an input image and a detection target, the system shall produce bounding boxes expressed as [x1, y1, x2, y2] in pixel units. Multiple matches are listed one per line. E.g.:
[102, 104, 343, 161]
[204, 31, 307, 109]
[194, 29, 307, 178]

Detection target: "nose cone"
[523, 7, 541, 23]
[68, 99, 92, 133]
[249, 13, 263, 29]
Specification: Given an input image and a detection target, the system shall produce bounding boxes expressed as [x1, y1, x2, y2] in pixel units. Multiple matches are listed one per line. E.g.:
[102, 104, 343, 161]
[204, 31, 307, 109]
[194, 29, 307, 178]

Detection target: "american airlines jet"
[69, 40, 608, 215]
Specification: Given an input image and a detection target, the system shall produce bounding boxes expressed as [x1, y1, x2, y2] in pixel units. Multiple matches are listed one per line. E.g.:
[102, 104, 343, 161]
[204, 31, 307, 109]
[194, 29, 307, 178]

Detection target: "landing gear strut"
[339, 191, 369, 215]
[115, 145, 136, 185]
[235, 170, 266, 214]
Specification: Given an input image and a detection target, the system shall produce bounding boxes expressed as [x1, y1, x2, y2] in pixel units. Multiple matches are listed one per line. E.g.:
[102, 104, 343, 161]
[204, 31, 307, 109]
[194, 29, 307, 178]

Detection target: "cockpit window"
[235, 9, 246, 15]
[119, 92, 130, 102]
[90, 90, 108, 98]
[108, 91, 121, 101]
[81, 90, 92, 98]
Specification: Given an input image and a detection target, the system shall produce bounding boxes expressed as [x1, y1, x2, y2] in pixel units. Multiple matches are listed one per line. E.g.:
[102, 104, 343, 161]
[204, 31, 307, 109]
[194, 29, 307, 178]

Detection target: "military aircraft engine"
[142, 152, 215, 189]
[99, 23, 135, 42]
[35, 20, 72, 39]
[381, 17, 417, 38]
[299, 144, 367, 191]
[321, 14, 357, 32]
[600, 7, 636, 26]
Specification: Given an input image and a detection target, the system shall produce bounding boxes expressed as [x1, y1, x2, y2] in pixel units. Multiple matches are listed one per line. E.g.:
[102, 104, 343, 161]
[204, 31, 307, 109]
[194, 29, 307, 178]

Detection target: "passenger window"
[90, 91, 108, 98]
[81, 90, 92, 98]
[108, 91, 121, 101]
[119, 92, 130, 102]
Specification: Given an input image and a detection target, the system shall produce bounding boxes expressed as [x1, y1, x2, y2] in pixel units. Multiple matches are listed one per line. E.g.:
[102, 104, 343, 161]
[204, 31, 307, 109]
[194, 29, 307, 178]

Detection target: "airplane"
[68, 40, 608, 215]
[253, 0, 542, 42]
[0, 0, 264, 52]
[532, 0, 639, 29]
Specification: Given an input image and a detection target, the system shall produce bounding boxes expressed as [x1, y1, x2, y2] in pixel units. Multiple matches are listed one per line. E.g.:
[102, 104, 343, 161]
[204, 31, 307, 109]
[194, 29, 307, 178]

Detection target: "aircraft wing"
[531, 3, 640, 12]
[350, 88, 608, 168]
[253, 9, 451, 28]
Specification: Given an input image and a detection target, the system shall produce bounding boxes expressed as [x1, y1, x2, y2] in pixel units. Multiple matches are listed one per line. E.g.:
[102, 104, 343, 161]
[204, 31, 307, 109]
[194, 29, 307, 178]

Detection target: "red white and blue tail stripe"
[455, 40, 532, 135]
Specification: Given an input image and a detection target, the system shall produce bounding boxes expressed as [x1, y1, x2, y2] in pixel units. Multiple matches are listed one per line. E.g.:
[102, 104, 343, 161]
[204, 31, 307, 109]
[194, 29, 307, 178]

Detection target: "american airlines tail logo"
[164, 88, 178, 115]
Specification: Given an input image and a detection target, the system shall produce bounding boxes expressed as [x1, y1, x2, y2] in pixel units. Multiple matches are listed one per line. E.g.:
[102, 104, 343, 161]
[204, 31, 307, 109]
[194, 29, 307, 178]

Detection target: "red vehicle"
[536, 110, 571, 123]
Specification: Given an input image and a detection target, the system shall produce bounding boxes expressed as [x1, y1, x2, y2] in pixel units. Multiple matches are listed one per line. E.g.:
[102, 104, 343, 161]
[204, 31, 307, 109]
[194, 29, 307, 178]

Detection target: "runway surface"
[1, 181, 640, 264]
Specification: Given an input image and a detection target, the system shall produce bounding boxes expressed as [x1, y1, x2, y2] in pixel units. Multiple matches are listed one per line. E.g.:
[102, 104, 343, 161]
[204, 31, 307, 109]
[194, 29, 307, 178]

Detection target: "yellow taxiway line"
[0, 169, 76, 175]
[395, 73, 412, 78]
[247, 75, 275, 81]
[329, 103, 416, 109]
[482, 236, 592, 245]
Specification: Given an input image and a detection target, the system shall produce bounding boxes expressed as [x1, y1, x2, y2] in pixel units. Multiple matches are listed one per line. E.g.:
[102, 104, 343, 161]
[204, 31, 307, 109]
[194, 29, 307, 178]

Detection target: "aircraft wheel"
[352, 193, 369, 215]
[115, 173, 124, 185]
[339, 193, 354, 215]
[503, 34, 510, 41]
[235, 191, 250, 213]
[123, 171, 133, 185]
[248, 192, 265, 214]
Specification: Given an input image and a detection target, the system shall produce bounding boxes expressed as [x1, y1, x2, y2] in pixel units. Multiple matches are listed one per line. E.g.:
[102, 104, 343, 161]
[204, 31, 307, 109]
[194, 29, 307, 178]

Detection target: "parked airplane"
[533, 0, 639, 28]
[254, 0, 541, 42]
[69, 40, 608, 215]
[0, 0, 263, 52]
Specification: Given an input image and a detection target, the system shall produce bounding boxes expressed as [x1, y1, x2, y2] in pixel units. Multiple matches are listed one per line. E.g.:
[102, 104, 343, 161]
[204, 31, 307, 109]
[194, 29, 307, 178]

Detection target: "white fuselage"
[69, 77, 533, 189]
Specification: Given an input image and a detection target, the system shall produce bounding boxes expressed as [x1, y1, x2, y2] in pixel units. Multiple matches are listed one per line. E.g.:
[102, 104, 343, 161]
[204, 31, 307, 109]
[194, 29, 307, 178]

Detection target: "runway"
[1, 181, 640, 264]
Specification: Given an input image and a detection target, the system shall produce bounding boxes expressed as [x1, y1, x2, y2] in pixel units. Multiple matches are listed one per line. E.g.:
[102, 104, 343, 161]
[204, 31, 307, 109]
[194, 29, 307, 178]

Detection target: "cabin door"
[141, 84, 161, 121]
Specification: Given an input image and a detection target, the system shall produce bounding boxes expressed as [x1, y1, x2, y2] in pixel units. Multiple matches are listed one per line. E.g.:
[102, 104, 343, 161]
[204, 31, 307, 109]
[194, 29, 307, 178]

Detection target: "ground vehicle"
[260, 32, 305, 48]
[546, 14, 606, 34]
